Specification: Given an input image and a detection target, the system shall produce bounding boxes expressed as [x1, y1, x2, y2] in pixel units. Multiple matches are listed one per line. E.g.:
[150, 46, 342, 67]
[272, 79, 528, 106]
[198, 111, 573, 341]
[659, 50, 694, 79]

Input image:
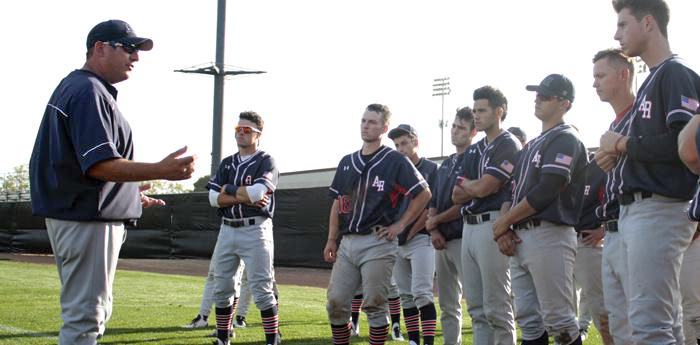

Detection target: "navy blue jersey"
[397, 157, 438, 245]
[329, 146, 429, 235]
[429, 152, 469, 240]
[511, 123, 588, 226]
[688, 123, 700, 221]
[30, 70, 141, 221]
[595, 108, 633, 221]
[613, 56, 700, 200]
[576, 153, 605, 231]
[462, 131, 521, 215]
[206, 150, 279, 219]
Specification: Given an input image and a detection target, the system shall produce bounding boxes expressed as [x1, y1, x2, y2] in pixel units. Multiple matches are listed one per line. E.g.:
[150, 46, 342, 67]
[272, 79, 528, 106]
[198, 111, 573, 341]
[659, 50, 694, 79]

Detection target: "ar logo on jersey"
[372, 176, 385, 191]
[639, 95, 652, 119]
[343, 165, 350, 171]
[245, 176, 252, 185]
[531, 151, 541, 168]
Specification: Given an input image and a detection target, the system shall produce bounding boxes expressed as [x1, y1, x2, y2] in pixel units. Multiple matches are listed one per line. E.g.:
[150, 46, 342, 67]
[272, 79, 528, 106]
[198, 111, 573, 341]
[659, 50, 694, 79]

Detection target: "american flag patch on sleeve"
[681, 95, 700, 111]
[555, 153, 573, 166]
[500, 160, 514, 174]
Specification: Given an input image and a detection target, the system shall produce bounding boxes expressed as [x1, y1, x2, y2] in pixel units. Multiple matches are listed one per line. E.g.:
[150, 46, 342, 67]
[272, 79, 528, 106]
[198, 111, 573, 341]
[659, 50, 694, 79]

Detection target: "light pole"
[432, 77, 451, 157]
[633, 57, 648, 92]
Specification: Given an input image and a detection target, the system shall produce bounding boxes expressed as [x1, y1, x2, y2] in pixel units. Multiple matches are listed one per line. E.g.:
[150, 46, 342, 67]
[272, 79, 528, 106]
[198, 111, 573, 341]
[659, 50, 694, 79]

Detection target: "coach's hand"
[497, 230, 520, 256]
[430, 230, 447, 250]
[377, 223, 402, 241]
[323, 240, 338, 263]
[159, 146, 197, 181]
[594, 149, 618, 172]
[139, 183, 166, 208]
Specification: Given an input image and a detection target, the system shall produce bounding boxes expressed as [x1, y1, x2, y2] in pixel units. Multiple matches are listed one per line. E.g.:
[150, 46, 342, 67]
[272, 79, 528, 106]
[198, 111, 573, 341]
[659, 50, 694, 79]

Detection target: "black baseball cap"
[526, 74, 575, 102]
[86, 20, 153, 51]
[388, 124, 417, 140]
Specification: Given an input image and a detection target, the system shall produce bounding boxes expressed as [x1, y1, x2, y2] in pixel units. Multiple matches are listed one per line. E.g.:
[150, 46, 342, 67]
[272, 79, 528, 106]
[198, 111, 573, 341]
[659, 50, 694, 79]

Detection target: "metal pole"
[211, 0, 226, 177]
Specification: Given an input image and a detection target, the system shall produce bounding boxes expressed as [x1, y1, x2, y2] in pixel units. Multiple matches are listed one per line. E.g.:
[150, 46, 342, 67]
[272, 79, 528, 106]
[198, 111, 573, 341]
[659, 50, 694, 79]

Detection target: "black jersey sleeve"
[206, 157, 231, 192]
[329, 158, 345, 199]
[255, 155, 279, 192]
[540, 133, 583, 182]
[662, 63, 700, 127]
[397, 155, 429, 198]
[485, 139, 519, 181]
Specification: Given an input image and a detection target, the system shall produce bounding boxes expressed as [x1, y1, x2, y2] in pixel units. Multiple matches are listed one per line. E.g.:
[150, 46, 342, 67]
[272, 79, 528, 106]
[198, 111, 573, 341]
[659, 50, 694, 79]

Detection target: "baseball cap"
[86, 20, 153, 51]
[526, 74, 575, 102]
[388, 124, 417, 140]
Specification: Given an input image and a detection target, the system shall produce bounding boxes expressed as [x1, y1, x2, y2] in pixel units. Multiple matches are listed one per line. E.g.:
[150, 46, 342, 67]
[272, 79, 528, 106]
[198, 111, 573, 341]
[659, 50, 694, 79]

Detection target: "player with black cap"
[492, 74, 588, 345]
[29, 19, 194, 345]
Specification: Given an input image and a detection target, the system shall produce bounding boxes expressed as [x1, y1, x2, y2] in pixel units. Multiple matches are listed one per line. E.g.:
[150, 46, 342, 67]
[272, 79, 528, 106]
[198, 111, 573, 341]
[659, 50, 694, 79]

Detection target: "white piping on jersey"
[329, 186, 339, 194]
[236, 158, 257, 218]
[209, 182, 222, 189]
[229, 151, 261, 218]
[485, 166, 510, 179]
[604, 112, 632, 215]
[691, 184, 700, 220]
[48, 103, 69, 117]
[405, 179, 427, 196]
[513, 124, 568, 203]
[350, 153, 362, 174]
[81, 142, 114, 157]
[541, 164, 571, 174]
[353, 147, 393, 232]
[668, 108, 695, 119]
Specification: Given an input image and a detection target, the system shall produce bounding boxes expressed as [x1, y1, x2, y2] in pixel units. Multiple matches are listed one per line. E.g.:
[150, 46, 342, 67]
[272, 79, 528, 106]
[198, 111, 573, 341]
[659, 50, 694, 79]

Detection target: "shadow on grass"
[0, 331, 59, 340]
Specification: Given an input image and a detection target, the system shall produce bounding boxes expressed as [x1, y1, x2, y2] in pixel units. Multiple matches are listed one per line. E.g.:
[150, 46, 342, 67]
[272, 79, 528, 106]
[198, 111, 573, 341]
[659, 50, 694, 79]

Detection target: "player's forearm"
[216, 185, 252, 207]
[397, 189, 432, 230]
[500, 199, 537, 227]
[434, 205, 462, 225]
[327, 200, 341, 242]
[678, 115, 700, 173]
[87, 158, 164, 182]
[405, 209, 429, 239]
[451, 183, 473, 204]
[461, 176, 501, 199]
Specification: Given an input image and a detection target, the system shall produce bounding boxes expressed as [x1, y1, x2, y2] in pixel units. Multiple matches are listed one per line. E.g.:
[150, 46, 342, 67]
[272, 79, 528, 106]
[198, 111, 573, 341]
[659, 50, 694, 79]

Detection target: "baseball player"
[206, 111, 280, 345]
[507, 127, 527, 146]
[591, 47, 636, 345]
[452, 86, 520, 345]
[388, 124, 438, 345]
[324, 104, 431, 345]
[492, 74, 588, 345]
[29, 20, 196, 345]
[425, 107, 478, 345]
[597, 1, 700, 343]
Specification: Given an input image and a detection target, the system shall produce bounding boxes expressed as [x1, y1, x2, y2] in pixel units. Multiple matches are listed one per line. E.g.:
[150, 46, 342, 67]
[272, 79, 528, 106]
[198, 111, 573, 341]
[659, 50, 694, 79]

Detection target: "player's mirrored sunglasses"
[235, 126, 262, 134]
[106, 41, 139, 54]
[535, 94, 562, 102]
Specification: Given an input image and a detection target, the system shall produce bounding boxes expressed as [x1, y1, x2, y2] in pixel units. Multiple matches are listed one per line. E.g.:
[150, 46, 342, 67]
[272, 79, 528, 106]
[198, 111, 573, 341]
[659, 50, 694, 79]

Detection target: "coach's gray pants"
[461, 212, 516, 345]
[46, 218, 126, 345]
[394, 233, 435, 309]
[681, 236, 700, 345]
[602, 230, 632, 345]
[327, 233, 397, 327]
[574, 233, 612, 343]
[619, 195, 695, 345]
[435, 237, 463, 345]
[511, 222, 579, 345]
[212, 217, 276, 311]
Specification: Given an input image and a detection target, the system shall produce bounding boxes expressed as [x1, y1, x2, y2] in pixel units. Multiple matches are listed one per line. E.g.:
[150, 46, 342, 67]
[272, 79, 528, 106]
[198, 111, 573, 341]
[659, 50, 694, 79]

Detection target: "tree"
[1, 164, 29, 194]
[142, 180, 192, 195]
[193, 175, 211, 192]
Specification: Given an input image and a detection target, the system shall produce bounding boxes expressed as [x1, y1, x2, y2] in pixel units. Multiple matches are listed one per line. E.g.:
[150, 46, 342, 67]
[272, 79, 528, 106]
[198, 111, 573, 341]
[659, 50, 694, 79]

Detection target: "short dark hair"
[507, 127, 527, 144]
[240, 111, 264, 131]
[473, 86, 509, 121]
[455, 107, 475, 130]
[593, 48, 635, 77]
[613, 0, 670, 38]
[366, 103, 391, 125]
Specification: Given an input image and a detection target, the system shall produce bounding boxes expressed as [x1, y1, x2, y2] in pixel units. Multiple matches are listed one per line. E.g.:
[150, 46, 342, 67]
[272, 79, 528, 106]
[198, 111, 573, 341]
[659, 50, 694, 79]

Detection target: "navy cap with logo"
[526, 74, 575, 102]
[86, 19, 153, 51]
[388, 124, 418, 140]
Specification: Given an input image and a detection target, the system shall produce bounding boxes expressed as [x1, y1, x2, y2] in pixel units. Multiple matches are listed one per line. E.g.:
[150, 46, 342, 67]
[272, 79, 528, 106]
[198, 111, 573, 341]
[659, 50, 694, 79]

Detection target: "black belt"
[222, 218, 256, 228]
[604, 220, 618, 232]
[513, 219, 541, 230]
[619, 191, 653, 206]
[465, 213, 491, 225]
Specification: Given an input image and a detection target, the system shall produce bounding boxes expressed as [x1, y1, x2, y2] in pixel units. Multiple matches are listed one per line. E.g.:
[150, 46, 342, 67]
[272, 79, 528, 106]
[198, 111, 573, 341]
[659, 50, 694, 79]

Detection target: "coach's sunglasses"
[535, 94, 561, 102]
[235, 126, 262, 134]
[106, 41, 139, 54]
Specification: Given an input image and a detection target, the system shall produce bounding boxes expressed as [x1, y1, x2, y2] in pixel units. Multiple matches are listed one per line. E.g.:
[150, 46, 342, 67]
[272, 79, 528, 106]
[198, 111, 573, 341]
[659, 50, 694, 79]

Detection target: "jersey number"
[338, 196, 352, 214]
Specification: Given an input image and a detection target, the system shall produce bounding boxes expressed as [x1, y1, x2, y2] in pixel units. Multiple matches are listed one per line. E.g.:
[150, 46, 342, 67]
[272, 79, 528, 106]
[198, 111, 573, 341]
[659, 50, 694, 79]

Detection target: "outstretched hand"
[159, 146, 197, 181]
[139, 183, 166, 208]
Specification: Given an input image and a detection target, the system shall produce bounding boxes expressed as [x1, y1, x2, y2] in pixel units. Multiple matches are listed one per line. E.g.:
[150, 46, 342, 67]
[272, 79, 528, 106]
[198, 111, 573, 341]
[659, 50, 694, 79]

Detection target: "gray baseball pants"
[198, 260, 243, 317]
[435, 237, 463, 345]
[681, 236, 700, 345]
[602, 229, 632, 345]
[45, 218, 126, 345]
[394, 233, 435, 309]
[574, 234, 612, 343]
[237, 266, 279, 317]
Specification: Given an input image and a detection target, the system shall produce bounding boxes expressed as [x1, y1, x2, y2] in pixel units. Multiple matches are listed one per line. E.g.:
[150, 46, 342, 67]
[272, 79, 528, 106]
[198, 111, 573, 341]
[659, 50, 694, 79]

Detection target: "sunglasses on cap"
[235, 126, 262, 134]
[106, 41, 139, 54]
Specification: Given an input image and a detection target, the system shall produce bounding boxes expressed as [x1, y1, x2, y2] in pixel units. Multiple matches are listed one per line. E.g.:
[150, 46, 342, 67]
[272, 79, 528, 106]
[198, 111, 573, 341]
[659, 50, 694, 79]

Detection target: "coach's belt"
[222, 217, 256, 228]
[465, 211, 497, 225]
[513, 219, 542, 230]
[618, 191, 653, 206]
[604, 220, 618, 232]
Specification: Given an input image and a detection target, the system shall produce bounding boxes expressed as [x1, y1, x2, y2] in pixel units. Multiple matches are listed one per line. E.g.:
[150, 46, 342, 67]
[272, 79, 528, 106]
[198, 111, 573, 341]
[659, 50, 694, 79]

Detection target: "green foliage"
[0, 164, 29, 194]
[143, 180, 192, 195]
[193, 175, 210, 192]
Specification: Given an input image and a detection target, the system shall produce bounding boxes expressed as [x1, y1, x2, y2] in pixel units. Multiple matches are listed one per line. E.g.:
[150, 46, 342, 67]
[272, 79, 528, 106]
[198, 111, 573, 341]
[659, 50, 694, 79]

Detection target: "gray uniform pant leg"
[237, 266, 252, 317]
[327, 234, 398, 327]
[202, 260, 243, 317]
[602, 231, 633, 345]
[46, 218, 125, 345]
[394, 234, 435, 309]
[511, 223, 579, 344]
[574, 238, 609, 340]
[435, 238, 463, 345]
[619, 197, 694, 345]
[461, 217, 516, 345]
[681, 237, 700, 345]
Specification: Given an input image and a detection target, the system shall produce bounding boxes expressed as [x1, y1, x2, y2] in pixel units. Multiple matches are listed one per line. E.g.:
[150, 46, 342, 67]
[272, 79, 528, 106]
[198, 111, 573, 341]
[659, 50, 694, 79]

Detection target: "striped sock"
[388, 297, 402, 325]
[232, 297, 239, 316]
[351, 294, 363, 327]
[369, 324, 388, 345]
[331, 322, 351, 345]
[419, 302, 437, 345]
[261, 306, 279, 344]
[403, 307, 420, 343]
[215, 305, 233, 341]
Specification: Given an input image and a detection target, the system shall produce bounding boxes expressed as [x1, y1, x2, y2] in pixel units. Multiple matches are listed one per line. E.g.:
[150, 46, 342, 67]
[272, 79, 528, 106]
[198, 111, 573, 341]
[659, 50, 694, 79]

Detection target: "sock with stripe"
[215, 305, 233, 341]
[403, 307, 420, 343]
[369, 324, 389, 345]
[331, 322, 351, 345]
[419, 302, 437, 345]
[261, 305, 279, 344]
[351, 294, 363, 328]
[231, 297, 239, 317]
[388, 296, 402, 325]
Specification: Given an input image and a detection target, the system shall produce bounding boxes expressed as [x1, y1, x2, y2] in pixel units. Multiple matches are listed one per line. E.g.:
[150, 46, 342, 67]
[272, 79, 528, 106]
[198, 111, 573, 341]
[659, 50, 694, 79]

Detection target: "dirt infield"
[0, 252, 331, 289]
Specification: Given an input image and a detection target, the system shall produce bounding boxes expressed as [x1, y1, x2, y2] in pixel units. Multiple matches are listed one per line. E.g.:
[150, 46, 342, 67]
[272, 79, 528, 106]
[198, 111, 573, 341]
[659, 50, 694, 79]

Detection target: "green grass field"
[0, 261, 604, 344]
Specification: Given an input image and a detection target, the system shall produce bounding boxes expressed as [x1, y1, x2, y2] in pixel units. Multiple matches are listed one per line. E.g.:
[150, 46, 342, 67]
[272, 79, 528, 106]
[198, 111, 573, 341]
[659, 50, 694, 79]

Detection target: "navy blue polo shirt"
[29, 70, 141, 221]
[329, 146, 429, 235]
[206, 150, 279, 219]
[511, 123, 588, 226]
[397, 157, 438, 245]
[429, 151, 471, 241]
[595, 108, 632, 222]
[614, 56, 700, 200]
[462, 130, 521, 216]
[576, 153, 605, 231]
